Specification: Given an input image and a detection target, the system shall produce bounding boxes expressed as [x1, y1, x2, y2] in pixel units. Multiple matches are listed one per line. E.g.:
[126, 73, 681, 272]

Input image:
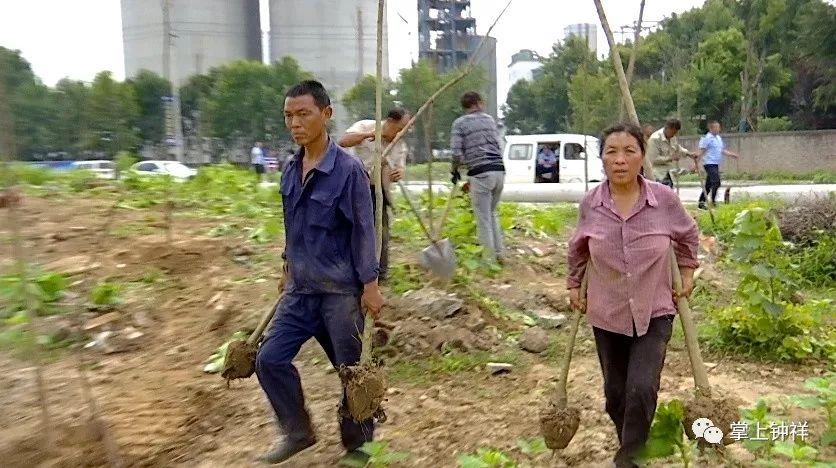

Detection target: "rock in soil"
[528, 309, 567, 329]
[540, 403, 581, 449]
[339, 363, 387, 422]
[397, 287, 464, 320]
[221, 340, 257, 380]
[684, 390, 743, 446]
[486, 362, 513, 375]
[519, 327, 550, 353]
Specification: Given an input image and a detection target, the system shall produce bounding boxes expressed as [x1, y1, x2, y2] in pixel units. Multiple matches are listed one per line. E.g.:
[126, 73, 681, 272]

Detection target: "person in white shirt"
[251, 141, 266, 182]
[338, 108, 410, 281]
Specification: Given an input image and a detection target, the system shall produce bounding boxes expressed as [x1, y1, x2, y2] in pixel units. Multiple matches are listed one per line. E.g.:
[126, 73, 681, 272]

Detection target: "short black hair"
[664, 119, 682, 131]
[285, 80, 331, 109]
[599, 122, 646, 157]
[387, 108, 408, 121]
[460, 91, 482, 109]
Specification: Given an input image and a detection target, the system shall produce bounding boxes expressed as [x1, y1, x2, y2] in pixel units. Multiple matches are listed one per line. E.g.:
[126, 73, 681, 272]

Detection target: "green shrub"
[791, 235, 836, 287]
[6, 164, 56, 186]
[90, 281, 122, 308]
[709, 299, 834, 361]
[758, 116, 793, 132]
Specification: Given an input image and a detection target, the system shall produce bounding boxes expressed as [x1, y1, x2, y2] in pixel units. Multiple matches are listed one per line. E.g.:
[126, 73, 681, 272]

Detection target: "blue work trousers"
[255, 293, 373, 451]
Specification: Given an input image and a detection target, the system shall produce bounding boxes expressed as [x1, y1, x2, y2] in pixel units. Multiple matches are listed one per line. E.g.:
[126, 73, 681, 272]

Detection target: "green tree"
[127, 69, 171, 144]
[0, 46, 55, 158]
[87, 71, 140, 154]
[690, 27, 746, 126]
[202, 57, 310, 144]
[501, 80, 542, 134]
[341, 75, 397, 122]
[51, 79, 90, 154]
[568, 67, 619, 134]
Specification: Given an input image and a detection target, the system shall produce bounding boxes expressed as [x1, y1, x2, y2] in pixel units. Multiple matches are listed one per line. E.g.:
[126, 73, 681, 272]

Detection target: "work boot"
[261, 434, 317, 464]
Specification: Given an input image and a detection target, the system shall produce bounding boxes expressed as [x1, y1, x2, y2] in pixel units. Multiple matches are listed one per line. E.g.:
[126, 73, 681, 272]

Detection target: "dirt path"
[0, 196, 826, 467]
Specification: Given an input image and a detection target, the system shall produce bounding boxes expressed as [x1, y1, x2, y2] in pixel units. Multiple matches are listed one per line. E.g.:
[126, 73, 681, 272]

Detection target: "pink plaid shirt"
[567, 177, 699, 337]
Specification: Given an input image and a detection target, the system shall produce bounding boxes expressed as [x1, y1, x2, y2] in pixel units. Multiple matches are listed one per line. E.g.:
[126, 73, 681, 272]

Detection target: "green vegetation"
[636, 400, 695, 467]
[504, 1, 836, 134]
[89, 281, 123, 309]
[339, 441, 410, 468]
[0, 270, 68, 319]
[704, 208, 835, 361]
[389, 348, 520, 386]
[457, 448, 517, 468]
[791, 374, 836, 447]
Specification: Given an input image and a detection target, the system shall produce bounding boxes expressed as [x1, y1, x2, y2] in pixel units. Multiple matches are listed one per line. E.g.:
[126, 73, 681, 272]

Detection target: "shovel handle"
[434, 183, 459, 239]
[669, 250, 711, 393]
[554, 269, 588, 408]
[246, 295, 283, 346]
[396, 181, 438, 244]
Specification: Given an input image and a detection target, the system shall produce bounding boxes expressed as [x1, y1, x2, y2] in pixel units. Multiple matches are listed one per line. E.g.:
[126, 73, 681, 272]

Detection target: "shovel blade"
[420, 238, 457, 280]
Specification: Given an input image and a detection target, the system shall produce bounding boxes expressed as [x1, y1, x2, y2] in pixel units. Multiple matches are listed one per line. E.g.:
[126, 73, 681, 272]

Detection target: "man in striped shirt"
[450, 91, 506, 263]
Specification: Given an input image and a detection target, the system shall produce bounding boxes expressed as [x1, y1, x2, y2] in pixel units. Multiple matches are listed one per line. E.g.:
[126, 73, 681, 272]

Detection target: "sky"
[0, 0, 709, 106]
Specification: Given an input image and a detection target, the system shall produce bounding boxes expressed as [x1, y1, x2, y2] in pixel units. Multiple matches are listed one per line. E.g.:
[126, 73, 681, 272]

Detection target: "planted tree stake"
[669, 250, 710, 392]
[593, 0, 640, 127]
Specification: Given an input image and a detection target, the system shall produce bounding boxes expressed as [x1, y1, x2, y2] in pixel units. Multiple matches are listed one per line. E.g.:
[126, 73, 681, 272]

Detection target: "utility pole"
[161, 0, 184, 161]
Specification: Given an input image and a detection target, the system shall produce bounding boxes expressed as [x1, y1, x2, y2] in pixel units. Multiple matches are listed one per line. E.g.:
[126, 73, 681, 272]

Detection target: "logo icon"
[692, 417, 724, 444]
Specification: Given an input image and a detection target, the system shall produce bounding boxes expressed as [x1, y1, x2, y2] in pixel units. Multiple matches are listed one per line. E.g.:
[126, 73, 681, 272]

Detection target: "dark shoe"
[697, 203, 707, 210]
[339, 449, 370, 466]
[261, 435, 317, 464]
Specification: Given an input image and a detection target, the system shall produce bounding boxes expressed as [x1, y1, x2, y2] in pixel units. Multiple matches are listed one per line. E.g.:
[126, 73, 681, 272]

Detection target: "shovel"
[396, 181, 458, 280]
[669, 250, 740, 445]
[540, 269, 588, 450]
[221, 296, 282, 381]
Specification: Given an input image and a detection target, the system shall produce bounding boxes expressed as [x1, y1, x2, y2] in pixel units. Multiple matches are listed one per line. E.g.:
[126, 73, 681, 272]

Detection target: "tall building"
[121, 0, 262, 83]
[508, 49, 543, 88]
[269, 0, 388, 132]
[563, 23, 598, 55]
[417, 0, 498, 117]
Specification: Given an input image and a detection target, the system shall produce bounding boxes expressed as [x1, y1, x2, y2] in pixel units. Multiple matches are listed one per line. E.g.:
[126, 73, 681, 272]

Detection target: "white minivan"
[503, 134, 605, 184]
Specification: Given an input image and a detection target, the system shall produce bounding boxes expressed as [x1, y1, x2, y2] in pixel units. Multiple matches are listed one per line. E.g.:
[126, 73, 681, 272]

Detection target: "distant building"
[121, 0, 262, 82]
[563, 23, 598, 55]
[269, 0, 388, 133]
[508, 49, 543, 88]
[417, 0, 498, 117]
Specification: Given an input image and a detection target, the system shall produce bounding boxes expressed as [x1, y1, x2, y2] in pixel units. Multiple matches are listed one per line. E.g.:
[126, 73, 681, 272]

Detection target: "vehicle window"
[137, 163, 156, 171]
[507, 144, 532, 160]
[100, 162, 115, 169]
[564, 143, 586, 160]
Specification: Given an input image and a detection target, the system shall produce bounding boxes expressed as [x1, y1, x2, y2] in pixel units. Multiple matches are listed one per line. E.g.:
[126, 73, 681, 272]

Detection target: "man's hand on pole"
[361, 280, 385, 319]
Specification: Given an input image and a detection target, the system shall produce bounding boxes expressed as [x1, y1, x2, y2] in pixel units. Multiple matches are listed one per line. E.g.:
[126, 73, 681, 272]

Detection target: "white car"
[503, 134, 605, 184]
[72, 160, 116, 179]
[130, 160, 197, 181]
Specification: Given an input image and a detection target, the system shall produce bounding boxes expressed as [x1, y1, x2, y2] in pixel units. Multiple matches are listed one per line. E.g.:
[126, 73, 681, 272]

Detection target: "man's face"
[381, 114, 410, 141]
[709, 122, 721, 135]
[284, 95, 332, 146]
[664, 127, 679, 139]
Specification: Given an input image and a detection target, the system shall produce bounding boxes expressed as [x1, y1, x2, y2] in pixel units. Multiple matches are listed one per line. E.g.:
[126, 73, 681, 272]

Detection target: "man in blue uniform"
[255, 80, 385, 464]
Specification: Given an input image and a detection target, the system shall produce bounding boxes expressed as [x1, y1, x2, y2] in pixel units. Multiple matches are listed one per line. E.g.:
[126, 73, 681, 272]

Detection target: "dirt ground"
[0, 195, 829, 467]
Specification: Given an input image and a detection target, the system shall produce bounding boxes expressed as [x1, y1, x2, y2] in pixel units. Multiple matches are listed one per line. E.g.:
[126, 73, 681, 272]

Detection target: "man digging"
[254, 80, 385, 464]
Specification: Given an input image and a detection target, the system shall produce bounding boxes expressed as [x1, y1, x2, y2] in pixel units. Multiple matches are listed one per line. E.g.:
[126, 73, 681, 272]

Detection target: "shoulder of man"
[333, 144, 368, 174]
[346, 119, 375, 134]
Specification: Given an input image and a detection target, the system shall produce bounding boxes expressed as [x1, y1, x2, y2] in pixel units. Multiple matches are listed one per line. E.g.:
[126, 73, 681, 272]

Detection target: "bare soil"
[0, 195, 830, 467]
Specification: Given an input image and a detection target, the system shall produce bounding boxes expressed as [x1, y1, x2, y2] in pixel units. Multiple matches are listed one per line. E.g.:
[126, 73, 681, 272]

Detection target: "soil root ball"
[540, 403, 580, 450]
[221, 340, 257, 380]
[684, 391, 742, 446]
[339, 363, 387, 422]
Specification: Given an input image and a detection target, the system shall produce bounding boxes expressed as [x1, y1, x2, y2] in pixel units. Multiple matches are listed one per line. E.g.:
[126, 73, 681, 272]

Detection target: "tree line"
[503, 0, 835, 136]
[1, 48, 311, 159]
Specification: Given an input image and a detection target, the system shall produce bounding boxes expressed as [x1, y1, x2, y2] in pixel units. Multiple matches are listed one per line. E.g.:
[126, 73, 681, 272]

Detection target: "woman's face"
[602, 131, 644, 186]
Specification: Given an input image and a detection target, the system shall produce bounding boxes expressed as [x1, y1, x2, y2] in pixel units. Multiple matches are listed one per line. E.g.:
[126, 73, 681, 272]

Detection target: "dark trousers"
[370, 185, 390, 280]
[660, 171, 674, 189]
[255, 293, 373, 451]
[698, 164, 721, 205]
[593, 315, 674, 468]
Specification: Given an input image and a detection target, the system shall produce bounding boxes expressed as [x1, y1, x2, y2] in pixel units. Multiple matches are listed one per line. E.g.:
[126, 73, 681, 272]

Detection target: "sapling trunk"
[669, 250, 710, 392]
[593, 0, 639, 126]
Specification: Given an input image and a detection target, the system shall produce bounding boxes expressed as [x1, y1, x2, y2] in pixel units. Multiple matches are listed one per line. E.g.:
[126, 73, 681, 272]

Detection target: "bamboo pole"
[624, 0, 646, 87]
[593, 0, 640, 127]
[669, 250, 711, 393]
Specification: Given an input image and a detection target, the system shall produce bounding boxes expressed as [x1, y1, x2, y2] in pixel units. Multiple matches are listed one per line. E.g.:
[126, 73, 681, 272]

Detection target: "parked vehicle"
[129, 160, 196, 181]
[71, 160, 116, 179]
[503, 134, 605, 184]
